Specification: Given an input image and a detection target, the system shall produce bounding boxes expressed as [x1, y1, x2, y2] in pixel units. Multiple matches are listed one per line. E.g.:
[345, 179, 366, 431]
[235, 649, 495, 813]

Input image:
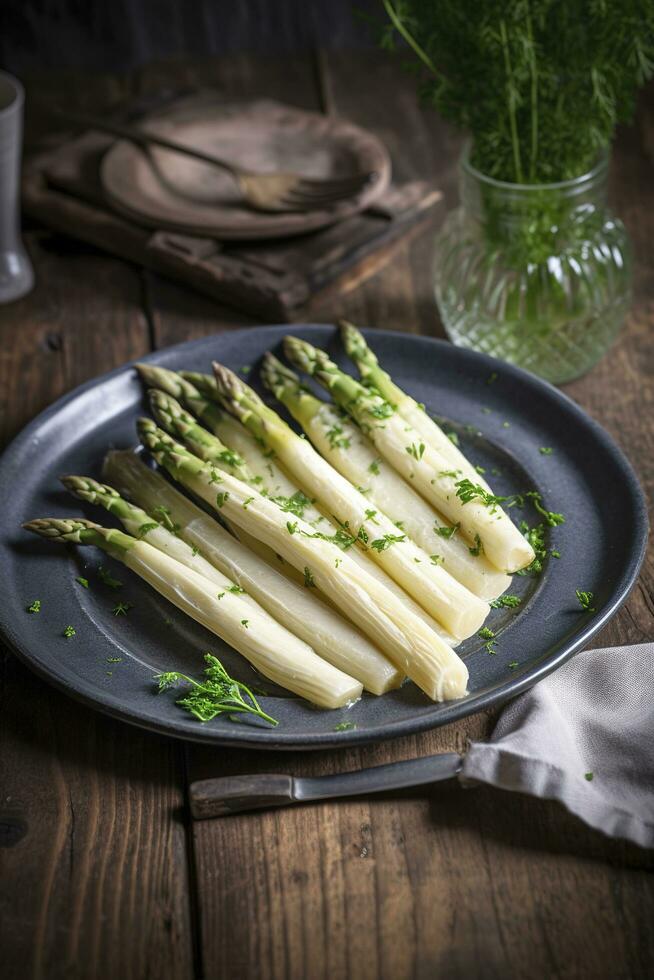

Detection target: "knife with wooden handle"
[189, 752, 464, 819]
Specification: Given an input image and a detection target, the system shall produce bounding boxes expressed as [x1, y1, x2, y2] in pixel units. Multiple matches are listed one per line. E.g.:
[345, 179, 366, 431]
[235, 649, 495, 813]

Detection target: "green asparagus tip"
[23, 517, 100, 540]
[148, 387, 190, 428]
[61, 474, 121, 504]
[339, 320, 375, 364]
[282, 336, 325, 375]
[212, 361, 244, 405]
[260, 351, 301, 393]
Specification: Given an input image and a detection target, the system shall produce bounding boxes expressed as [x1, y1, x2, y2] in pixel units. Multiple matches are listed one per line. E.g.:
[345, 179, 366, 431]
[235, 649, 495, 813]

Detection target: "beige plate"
[100, 95, 391, 240]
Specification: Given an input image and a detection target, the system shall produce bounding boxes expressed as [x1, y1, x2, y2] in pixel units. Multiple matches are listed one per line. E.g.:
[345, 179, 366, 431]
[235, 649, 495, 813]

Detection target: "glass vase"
[434, 147, 632, 384]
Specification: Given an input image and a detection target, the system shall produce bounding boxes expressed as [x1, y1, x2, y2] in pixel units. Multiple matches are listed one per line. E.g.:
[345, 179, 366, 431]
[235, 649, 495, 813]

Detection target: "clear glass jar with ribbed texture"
[434, 148, 632, 384]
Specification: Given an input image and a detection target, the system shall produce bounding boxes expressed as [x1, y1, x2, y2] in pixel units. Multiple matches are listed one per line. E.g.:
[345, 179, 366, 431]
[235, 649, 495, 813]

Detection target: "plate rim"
[0, 325, 648, 750]
[100, 96, 392, 240]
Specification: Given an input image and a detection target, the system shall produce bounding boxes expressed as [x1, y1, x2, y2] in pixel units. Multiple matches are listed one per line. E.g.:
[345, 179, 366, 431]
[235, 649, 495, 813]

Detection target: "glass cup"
[0, 70, 34, 304]
[434, 146, 632, 384]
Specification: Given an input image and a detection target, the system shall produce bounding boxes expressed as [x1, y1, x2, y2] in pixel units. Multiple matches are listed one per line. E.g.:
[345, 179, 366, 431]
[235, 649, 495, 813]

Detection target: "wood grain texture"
[4, 52, 654, 980]
[0, 236, 194, 980]
[141, 53, 653, 980]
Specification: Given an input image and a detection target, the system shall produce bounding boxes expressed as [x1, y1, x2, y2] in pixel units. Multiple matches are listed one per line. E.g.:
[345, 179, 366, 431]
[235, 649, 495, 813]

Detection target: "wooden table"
[1, 53, 653, 980]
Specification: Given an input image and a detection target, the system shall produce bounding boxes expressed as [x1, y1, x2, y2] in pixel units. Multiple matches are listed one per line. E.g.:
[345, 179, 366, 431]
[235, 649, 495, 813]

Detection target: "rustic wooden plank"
[0, 233, 195, 980]
[177, 53, 654, 980]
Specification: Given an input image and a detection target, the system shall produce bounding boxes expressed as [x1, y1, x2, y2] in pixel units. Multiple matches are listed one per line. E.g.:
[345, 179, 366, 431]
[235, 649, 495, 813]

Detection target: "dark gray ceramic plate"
[0, 326, 647, 749]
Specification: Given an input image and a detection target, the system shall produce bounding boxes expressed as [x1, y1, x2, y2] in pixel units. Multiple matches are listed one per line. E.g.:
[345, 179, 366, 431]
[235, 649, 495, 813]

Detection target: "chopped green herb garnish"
[156, 652, 277, 725]
[334, 721, 356, 732]
[475, 465, 486, 474]
[98, 565, 122, 589]
[406, 442, 425, 460]
[439, 469, 460, 478]
[27, 599, 41, 613]
[486, 372, 498, 385]
[335, 557, 342, 568]
[217, 448, 245, 469]
[446, 431, 460, 445]
[271, 490, 314, 518]
[468, 534, 484, 556]
[539, 447, 554, 455]
[216, 593, 225, 600]
[478, 627, 495, 640]
[366, 400, 394, 420]
[240, 365, 251, 375]
[228, 585, 245, 595]
[490, 595, 522, 609]
[112, 602, 132, 616]
[368, 458, 381, 476]
[364, 508, 379, 524]
[584, 771, 594, 781]
[430, 554, 444, 565]
[76, 576, 89, 589]
[436, 522, 459, 539]
[357, 526, 369, 545]
[137, 521, 160, 538]
[107, 657, 123, 663]
[455, 479, 507, 510]
[325, 423, 351, 450]
[240, 619, 249, 629]
[215, 491, 230, 509]
[576, 590, 596, 612]
[151, 506, 180, 534]
[370, 533, 406, 552]
[63, 625, 76, 638]
[208, 469, 223, 485]
[191, 544, 200, 557]
[508, 661, 519, 670]
[414, 557, 422, 563]
[303, 566, 316, 588]
[242, 496, 255, 511]
[551, 549, 561, 558]
[286, 520, 298, 535]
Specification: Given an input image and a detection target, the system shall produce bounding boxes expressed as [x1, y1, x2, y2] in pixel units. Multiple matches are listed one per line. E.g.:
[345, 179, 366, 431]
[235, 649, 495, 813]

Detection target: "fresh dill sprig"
[490, 595, 522, 609]
[381, 1, 654, 184]
[156, 653, 278, 726]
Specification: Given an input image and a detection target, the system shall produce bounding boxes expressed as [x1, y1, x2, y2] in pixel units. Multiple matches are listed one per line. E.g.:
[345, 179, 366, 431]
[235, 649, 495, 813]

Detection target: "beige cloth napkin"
[462, 643, 654, 848]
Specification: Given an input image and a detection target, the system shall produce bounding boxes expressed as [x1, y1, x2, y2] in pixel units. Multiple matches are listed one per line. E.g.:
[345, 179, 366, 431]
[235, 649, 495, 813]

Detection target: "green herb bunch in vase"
[382, 0, 654, 383]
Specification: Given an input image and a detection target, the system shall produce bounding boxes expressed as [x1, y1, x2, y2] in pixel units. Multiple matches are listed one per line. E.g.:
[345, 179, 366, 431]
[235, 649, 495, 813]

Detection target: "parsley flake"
[27, 599, 41, 613]
[334, 721, 356, 732]
[490, 595, 521, 609]
[112, 602, 132, 616]
[63, 625, 76, 638]
[576, 590, 596, 612]
[76, 576, 89, 589]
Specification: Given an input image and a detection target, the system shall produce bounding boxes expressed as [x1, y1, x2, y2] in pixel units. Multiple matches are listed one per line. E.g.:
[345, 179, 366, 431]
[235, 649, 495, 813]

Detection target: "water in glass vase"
[434, 148, 632, 385]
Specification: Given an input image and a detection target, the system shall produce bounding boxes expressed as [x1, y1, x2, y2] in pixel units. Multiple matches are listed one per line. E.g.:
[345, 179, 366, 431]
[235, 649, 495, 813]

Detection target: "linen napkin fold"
[462, 643, 654, 848]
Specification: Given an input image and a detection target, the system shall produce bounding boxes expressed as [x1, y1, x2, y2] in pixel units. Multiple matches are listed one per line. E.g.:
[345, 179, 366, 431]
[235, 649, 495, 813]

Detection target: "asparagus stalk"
[261, 353, 512, 601]
[136, 421, 469, 701]
[147, 387, 460, 646]
[139, 363, 292, 496]
[341, 321, 492, 489]
[212, 363, 489, 640]
[284, 336, 534, 574]
[24, 518, 362, 709]
[102, 451, 402, 694]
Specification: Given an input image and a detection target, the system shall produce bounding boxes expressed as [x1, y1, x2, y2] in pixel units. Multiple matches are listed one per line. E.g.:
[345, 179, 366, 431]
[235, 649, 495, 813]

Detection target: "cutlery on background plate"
[55, 107, 378, 212]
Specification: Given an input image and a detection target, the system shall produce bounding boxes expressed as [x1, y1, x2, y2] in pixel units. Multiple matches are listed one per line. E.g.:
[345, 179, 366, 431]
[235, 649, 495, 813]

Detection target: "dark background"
[0, 0, 380, 75]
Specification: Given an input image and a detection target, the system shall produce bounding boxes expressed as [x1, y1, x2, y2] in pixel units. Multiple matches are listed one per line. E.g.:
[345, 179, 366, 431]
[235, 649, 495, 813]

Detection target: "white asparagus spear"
[137, 422, 469, 702]
[212, 364, 489, 640]
[102, 450, 403, 695]
[261, 353, 512, 601]
[284, 337, 535, 574]
[145, 386, 460, 646]
[24, 518, 362, 709]
[341, 321, 494, 490]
